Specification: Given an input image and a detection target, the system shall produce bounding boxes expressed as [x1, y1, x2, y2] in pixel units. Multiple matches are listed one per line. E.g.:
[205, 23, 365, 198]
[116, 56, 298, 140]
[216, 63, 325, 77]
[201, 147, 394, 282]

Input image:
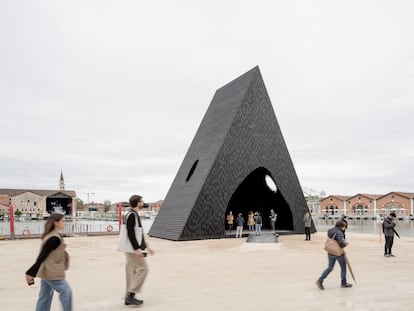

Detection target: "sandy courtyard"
[1, 231, 413, 311]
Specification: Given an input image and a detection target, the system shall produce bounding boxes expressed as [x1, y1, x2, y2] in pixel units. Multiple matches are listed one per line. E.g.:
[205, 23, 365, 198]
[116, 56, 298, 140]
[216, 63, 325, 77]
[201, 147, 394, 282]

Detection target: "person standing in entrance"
[316, 220, 352, 290]
[383, 212, 397, 257]
[303, 212, 312, 241]
[235, 213, 245, 238]
[124, 195, 154, 306]
[269, 209, 277, 231]
[247, 211, 255, 231]
[254, 212, 262, 236]
[25, 213, 72, 311]
[226, 211, 234, 233]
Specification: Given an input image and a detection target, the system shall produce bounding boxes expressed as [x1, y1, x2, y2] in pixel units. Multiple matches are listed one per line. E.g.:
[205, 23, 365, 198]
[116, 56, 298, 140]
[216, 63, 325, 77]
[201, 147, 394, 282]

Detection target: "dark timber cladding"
[149, 66, 315, 241]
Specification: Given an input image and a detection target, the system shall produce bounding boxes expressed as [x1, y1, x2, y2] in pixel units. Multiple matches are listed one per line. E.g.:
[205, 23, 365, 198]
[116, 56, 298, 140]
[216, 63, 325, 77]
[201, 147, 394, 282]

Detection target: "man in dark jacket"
[235, 213, 245, 238]
[383, 212, 397, 257]
[316, 220, 352, 290]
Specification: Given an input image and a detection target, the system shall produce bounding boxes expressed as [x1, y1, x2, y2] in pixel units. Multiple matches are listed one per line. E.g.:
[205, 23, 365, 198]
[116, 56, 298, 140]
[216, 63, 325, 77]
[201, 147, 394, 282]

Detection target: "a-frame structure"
[149, 66, 315, 240]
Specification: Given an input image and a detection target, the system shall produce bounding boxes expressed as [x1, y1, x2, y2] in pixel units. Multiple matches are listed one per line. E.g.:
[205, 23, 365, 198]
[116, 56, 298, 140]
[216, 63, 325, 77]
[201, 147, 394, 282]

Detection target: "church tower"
[59, 170, 65, 190]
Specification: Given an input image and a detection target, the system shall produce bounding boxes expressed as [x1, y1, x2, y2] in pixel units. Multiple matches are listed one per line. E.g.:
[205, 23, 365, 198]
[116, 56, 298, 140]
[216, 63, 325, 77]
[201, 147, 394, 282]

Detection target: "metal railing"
[63, 223, 120, 236]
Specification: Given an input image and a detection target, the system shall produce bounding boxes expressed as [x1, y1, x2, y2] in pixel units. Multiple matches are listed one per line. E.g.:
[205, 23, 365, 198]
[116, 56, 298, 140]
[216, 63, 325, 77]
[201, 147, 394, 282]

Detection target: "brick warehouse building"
[318, 192, 414, 218]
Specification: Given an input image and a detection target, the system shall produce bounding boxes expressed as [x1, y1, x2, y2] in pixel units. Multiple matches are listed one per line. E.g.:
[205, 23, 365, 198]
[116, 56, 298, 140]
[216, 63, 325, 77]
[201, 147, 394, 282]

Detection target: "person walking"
[269, 209, 277, 231]
[341, 215, 348, 229]
[254, 212, 262, 236]
[25, 213, 72, 311]
[123, 195, 154, 306]
[383, 212, 397, 257]
[226, 211, 234, 233]
[235, 213, 245, 238]
[316, 220, 352, 290]
[247, 211, 255, 231]
[303, 212, 312, 241]
[341, 215, 349, 238]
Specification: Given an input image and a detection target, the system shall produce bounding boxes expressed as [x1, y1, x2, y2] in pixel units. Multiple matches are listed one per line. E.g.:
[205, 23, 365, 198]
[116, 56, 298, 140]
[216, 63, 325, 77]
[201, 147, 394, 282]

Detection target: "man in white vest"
[124, 194, 154, 306]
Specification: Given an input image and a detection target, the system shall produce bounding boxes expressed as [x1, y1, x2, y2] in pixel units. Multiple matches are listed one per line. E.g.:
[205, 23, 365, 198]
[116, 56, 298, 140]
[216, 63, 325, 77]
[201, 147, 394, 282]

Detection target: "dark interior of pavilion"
[225, 167, 293, 231]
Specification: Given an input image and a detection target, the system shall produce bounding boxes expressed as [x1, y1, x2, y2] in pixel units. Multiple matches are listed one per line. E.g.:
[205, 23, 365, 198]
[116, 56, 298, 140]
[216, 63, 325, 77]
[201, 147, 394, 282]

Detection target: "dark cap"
[390, 212, 397, 217]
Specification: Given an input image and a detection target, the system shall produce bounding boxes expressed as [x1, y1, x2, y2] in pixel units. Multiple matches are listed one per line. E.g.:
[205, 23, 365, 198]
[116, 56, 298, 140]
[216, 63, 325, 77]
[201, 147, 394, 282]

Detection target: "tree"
[76, 198, 84, 210]
[104, 200, 111, 213]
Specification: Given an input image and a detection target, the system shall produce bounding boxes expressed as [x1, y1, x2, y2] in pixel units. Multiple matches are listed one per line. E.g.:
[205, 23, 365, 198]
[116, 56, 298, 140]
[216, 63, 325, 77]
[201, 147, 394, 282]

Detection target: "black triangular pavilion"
[149, 66, 315, 240]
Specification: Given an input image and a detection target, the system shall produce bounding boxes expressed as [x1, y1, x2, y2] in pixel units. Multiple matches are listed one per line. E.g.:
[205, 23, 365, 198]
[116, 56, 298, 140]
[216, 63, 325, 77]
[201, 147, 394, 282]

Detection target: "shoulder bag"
[117, 211, 143, 253]
[324, 233, 344, 256]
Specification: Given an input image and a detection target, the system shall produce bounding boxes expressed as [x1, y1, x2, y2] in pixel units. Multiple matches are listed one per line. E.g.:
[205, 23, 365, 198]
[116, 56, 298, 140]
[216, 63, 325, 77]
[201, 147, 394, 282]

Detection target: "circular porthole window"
[265, 175, 277, 192]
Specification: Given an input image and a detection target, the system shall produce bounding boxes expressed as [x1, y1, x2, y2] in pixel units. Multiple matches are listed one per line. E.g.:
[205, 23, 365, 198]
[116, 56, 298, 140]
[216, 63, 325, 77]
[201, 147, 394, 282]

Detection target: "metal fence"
[0, 218, 153, 239]
[63, 222, 120, 236]
[0, 220, 120, 239]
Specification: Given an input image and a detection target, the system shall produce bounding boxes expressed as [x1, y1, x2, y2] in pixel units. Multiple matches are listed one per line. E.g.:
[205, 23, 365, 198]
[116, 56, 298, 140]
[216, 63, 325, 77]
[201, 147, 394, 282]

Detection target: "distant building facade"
[0, 172, 77, 217]
[317, 192, 414, 218]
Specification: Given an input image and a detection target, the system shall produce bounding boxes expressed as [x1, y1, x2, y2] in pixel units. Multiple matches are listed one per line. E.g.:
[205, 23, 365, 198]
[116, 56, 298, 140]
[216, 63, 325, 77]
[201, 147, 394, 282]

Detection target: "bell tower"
[59, 170, 65, 190]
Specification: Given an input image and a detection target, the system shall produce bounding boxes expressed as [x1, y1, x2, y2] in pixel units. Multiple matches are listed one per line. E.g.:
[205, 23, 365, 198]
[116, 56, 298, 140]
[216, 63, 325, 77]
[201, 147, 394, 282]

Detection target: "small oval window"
[265, 175, 277, 192]
[186, 160, 199, 182]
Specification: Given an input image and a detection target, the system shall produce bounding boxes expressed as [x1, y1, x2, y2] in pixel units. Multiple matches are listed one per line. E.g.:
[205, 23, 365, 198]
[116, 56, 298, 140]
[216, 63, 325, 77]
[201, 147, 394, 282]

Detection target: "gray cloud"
[1, 1, 414, 203]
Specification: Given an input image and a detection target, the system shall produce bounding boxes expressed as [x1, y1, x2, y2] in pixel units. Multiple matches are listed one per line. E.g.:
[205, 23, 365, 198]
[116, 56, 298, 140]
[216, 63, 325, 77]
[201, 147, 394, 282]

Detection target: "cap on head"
[390, 212, 397, 217]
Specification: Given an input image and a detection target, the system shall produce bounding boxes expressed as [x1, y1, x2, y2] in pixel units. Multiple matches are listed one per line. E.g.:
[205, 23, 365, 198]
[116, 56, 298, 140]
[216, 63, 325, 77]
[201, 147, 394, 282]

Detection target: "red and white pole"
[118, 202, 123, 228]
[9, 203, 15, 239]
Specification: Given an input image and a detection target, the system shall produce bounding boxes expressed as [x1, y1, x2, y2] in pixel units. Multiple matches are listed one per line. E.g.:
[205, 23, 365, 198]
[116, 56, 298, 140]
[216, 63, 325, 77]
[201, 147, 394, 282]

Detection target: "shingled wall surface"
[149, 67, 314, 240]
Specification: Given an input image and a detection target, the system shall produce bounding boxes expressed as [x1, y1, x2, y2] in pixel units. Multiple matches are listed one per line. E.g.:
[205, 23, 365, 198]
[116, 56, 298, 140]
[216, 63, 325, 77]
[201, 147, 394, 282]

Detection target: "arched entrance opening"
[225, 167, 294, 231]
[352, 204, 368, 216]
[383, 202, 403, 216]
[325, 205, 339, 216]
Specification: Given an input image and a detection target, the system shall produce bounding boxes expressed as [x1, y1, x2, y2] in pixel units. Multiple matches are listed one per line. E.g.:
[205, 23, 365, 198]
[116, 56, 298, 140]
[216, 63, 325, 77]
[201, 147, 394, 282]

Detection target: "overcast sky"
[1, 1, 413, 204]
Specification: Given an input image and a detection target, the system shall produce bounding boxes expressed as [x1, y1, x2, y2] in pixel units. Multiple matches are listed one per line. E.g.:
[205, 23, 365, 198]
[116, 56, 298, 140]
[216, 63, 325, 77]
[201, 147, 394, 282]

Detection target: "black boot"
[125, 292, 143, 305]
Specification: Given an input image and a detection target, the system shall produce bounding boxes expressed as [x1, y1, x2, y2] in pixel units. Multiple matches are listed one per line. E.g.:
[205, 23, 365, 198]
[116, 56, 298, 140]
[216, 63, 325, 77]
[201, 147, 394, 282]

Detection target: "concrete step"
[247, 232, 279, 243]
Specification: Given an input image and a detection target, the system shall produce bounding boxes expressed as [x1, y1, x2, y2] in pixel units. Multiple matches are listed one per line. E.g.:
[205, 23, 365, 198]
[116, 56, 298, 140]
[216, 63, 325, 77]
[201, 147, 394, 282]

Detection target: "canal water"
[314, 218, 414, 238]
[0, 219, 154, 237]
[1, 218, 414, 238]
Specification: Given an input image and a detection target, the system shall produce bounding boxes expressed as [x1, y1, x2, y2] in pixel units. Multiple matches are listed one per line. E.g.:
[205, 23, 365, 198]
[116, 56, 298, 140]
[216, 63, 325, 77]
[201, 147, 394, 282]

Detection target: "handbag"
[324, 233, 344, 256]
[117, 212, 143, 253]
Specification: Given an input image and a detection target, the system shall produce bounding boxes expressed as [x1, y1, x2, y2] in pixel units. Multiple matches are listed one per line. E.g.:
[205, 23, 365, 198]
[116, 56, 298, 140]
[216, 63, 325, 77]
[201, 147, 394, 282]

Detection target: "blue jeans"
[36, 279, 72, 311]
[270, 220, 276, 231]
[318, 254, 347, 285]
[255, 224, 261, 235]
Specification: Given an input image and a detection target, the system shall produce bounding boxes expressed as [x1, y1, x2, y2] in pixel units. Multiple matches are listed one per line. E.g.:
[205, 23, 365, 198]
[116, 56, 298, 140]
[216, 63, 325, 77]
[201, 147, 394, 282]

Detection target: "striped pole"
[118, 202, 123, 228]
[9, 204, 15, 239]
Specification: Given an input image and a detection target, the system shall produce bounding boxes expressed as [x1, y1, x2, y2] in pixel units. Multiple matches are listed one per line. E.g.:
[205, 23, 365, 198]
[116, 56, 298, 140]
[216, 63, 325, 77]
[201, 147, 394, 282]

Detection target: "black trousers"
[384, 236, 394, 255]
[305, 227, 311, 240]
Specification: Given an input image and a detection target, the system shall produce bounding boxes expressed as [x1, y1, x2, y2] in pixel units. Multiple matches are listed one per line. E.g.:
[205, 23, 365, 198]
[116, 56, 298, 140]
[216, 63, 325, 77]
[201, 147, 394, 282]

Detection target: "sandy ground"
[1, 231, 414, 311]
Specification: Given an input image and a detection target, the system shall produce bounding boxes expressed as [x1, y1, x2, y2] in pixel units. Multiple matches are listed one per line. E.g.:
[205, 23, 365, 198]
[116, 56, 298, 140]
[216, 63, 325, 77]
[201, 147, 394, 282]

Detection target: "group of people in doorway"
[226, 209, 278, 237]
[25, 194, 153, 310]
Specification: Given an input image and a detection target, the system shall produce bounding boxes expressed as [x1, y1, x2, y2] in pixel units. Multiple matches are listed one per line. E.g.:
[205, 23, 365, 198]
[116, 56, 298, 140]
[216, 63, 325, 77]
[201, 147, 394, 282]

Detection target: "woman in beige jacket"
[26, 213, 72, 311]
[247, 211, 255, 231]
